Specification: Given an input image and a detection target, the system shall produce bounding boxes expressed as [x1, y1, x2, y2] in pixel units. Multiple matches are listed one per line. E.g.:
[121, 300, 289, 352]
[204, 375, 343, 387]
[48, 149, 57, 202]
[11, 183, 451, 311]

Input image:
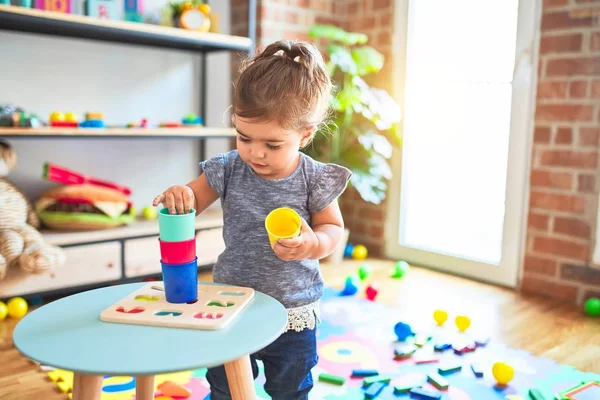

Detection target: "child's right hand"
[152, 185, 196, 215]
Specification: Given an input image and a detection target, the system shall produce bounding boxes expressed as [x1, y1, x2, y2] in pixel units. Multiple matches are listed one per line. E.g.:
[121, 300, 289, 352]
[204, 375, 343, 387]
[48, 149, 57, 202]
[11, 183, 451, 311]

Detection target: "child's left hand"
[273, 218, 319, 261]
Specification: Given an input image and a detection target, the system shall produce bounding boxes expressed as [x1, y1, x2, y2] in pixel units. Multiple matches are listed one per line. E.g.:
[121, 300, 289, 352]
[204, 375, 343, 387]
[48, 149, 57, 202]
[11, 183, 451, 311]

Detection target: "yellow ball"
[455, 315, 471, 332]
[492, 361, 514, 385]
[7, 297, 28, 319]
[0, 301, 7, 321]
[433, 309, 448, 326]
[352, 244, 368, 260]
[142, 206, 157, 220]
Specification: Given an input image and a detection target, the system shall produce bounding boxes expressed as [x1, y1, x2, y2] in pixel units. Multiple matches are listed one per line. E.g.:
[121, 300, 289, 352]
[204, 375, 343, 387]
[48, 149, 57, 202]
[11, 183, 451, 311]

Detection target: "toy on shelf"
[391, 260, 409, 278]
[85, 0, 118, 20]
[79, 112, 104, 128]
[35, 0, 71, 13]
[0, 140, 65, 281]
[0, 104, 43, 127]
[126, 118, 148, 128]
[584, 297, 600, 317]
[182, 112, 203, 126]
[124, 0, 144, 22]
[168, 1, 211, 31]
[49, 111, 78, 127]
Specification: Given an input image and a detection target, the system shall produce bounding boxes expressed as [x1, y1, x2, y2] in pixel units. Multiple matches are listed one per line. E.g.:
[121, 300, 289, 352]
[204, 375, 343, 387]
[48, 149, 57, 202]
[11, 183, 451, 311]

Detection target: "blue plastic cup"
[158, 207, 196, 242]
[161, 257, 198, 303]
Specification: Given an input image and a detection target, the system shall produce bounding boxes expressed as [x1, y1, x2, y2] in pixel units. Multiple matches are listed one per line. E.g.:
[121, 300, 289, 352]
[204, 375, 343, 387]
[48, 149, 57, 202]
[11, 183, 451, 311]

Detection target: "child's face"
[234, 116, 313, 179]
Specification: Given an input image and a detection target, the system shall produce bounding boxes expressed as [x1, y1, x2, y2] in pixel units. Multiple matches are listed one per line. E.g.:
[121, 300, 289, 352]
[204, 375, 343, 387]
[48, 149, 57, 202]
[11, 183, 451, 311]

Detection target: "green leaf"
[328, 45, 357, 75]
[309, 25, 368, 45]
[358, 132, 393, 159]
[351, 47, 384, 76]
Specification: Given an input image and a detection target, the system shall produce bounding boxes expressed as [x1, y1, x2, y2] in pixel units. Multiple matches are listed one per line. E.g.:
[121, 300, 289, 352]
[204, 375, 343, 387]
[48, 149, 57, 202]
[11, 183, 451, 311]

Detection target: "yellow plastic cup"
[265, 207, 301, 248]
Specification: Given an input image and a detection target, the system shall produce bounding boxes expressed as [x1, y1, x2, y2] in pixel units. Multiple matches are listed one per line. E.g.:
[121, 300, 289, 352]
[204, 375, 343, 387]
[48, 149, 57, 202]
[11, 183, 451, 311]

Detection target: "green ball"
[357, 263, 371, 280]
[391, 260, 410, 278]
[584, 297, 600, 317]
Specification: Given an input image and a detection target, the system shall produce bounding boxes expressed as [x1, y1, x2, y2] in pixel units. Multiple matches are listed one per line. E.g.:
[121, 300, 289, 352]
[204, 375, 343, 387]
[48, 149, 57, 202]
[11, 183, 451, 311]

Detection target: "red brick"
[534, 127, 552, 143]
[569, 81, 588, 98]
[523, 255, 557, 276]
[546, 57, 600, 77]
[529, 191, 586, 213]
[285, 11, 299, 24]
[359, 207, 384, 221]
[544, 0, 568, 6]
[347, 1, 359, 15]
[373, 0, 390, 9]
[528, 212, 551, 231]
[530, 169, 573, 189]
[297, 0, 309, 7]
[360, 16, 376, 30]
[535, 104, 594, 122]
[532, 236, 589, 260]
[521, 275, 579, 302]
[540, 34, 583, 54]
[378, 32, 391, 46]
[381, 13, 392, 26]
[555, 127, 573, 144]
[370, 224, 384, 239]
[553, 217, 591, 239]
[592, 80, 600, 97]
[583, 289, 600, 302]
[539, 149, 598, 169]
[591, 31, 600, 51]
[537, 81, 567, 98]
[577, 174, 596, 193]
[561, 263, 600, 286]
[541, 11, 594, 31]
[579, 127, 600, 146]
[309, 0, 329, 12]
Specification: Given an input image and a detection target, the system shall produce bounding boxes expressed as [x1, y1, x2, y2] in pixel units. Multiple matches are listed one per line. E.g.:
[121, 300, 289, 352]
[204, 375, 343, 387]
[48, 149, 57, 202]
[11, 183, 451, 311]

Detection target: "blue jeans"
[206, 328, 318, 400]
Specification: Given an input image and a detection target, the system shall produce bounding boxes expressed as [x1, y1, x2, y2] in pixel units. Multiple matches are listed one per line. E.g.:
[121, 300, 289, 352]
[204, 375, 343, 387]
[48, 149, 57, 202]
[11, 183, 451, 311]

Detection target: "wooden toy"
[364, 381, 386, 398]
[362, 375, 392, 387]
[471, 362, 484, 378]
[100, 282, 254, 330]
[351, 369, 379, 377]
[409, 387, 442, 399]
[455, 315, 471, 332]
[35, 0, 70, 13]
[427, 372, 449, 390]
[318, 373, 345, 385]
[438, 363, 462, 375]
[433, 309, 448, 326]
[365, 283, 379, 301]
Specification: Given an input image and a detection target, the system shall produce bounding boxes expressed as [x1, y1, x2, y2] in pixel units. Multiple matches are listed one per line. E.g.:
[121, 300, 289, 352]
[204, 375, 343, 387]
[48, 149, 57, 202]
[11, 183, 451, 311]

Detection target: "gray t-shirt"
[199, 150, 351, 309]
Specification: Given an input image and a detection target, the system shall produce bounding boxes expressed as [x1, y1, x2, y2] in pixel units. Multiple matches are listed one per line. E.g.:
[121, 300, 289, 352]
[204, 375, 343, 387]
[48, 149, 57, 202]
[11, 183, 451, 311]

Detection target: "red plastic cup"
[158, 237, 197, 264]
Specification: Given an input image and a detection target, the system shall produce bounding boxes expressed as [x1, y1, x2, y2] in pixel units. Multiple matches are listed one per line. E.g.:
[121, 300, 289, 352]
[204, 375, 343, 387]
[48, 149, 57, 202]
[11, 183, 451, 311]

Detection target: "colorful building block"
[363, 375, 392, 387]
[471, 362, 484, 378]
[409, 387, 442, 399]
[365, 381, 387, 398]
[528, 388, 547, 400]
[124, 0, 143, 22]
[394, 344, 417, 359]
[318, 373, 345, 385]
[438, 363, 462, 375]
[434, 342, 452, 351]
[351, 369, 379, 377]
[394, 383, 417, 394]
[35, 0, 71, 13]
[414, 333, 432, 347]
[427, 372, 449, 390]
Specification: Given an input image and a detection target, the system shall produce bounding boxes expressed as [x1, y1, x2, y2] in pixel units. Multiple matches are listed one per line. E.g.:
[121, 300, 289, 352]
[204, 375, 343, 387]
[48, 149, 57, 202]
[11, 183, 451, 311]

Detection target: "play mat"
[44, 287, 599, 399]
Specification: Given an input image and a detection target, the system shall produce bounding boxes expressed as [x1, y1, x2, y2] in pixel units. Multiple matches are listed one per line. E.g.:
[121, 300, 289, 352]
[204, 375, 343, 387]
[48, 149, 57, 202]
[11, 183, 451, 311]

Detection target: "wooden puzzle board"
[100, 282, 255, 330]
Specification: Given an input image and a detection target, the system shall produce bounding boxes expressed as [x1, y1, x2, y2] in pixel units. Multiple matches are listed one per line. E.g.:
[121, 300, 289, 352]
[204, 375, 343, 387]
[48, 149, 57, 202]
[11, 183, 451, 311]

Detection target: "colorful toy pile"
[157, 208, 198, 304]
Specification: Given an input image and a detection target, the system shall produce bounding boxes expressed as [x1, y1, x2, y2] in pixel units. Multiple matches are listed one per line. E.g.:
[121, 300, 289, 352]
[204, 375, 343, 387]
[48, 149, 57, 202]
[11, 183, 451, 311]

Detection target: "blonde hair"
[233, 40, 333, 132]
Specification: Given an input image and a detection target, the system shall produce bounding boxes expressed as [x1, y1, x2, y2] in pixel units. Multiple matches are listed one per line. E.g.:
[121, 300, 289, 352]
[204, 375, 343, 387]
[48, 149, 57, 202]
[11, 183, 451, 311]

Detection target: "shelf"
[0, 5, 252, 53]
[0, 127, 237, 139]
[42, 208, 223, 246]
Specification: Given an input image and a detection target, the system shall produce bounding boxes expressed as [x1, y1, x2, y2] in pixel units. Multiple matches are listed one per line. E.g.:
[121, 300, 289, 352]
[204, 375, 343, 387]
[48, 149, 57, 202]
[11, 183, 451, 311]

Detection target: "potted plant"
[305, 25, 402, 262]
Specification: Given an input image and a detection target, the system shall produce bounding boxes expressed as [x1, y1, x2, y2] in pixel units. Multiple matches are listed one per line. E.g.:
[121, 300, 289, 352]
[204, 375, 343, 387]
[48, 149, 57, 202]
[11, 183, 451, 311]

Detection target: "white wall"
[0, 0, 234, 209]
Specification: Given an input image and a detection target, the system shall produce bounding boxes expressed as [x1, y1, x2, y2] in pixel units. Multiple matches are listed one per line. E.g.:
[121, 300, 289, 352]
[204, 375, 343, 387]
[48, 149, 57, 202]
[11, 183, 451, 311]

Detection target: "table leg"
[135, 375, 155, 400]
[72, 373, 103, 400]
[224, 354, 256, 400]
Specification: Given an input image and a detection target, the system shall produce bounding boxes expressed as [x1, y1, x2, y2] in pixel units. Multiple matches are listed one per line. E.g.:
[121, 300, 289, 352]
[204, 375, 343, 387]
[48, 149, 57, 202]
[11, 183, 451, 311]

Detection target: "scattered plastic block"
[394, 322, 414, 341]
[414, 355, 439, 364]
[365, 381, 387, 398]
[318, 373, 345, 385]
[528, 388, 547, 400]
[475, 336, 490, 347]
[427, 372, 449, 390]
[471, 362, 484, 378]
[394, 344, 417, 359]
[410, 387, 442, 399]
[438, 363, 462, 375]
[363, 375, 392, 387]
[433, 342, 452, 352]
[351, 369, 379, 377]
[394, 383, 417, 394]
[414, 333, 431, 347]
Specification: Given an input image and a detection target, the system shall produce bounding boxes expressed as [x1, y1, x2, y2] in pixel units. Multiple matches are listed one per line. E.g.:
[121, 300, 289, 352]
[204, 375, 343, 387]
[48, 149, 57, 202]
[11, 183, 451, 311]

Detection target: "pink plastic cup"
[158, 237, 197, 264]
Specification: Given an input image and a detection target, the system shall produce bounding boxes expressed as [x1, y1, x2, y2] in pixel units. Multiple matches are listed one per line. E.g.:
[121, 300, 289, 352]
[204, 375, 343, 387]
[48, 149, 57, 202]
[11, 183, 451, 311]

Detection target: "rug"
[46, 286, 599, 399]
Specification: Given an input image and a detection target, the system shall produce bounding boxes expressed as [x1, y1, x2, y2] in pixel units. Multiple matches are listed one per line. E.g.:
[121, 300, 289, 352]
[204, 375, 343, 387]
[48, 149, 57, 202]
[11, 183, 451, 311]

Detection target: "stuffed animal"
[0, 140, 65, 280]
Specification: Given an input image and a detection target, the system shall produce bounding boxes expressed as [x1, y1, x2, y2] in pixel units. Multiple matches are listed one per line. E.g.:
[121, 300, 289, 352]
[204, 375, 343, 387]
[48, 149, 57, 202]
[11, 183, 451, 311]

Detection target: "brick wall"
[522, 0, 600, 304]
[230, 0, 394, 256]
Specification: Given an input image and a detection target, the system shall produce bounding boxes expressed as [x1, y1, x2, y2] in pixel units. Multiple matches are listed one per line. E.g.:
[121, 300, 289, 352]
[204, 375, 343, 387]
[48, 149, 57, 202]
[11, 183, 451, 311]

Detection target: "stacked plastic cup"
[158, 207, 198, 303]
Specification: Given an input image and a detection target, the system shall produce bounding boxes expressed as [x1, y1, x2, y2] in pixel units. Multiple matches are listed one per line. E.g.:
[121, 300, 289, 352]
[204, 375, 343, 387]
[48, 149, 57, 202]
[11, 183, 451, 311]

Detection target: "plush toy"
[0, 140, 65, 280]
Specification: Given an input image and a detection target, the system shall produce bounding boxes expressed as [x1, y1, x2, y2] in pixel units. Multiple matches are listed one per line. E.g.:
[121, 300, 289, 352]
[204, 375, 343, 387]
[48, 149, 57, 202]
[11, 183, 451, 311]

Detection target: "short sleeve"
[198, 152, 230, 198]
[308, 163, 352, 213]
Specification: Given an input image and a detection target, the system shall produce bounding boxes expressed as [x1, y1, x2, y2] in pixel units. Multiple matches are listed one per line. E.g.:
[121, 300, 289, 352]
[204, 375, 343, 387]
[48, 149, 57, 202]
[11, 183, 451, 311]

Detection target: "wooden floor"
[0, 259, 598, 399]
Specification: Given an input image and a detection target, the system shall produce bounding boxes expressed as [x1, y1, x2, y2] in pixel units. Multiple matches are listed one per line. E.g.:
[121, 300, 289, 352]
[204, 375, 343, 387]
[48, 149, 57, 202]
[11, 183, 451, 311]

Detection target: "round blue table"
[13, 282, 288, 400]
